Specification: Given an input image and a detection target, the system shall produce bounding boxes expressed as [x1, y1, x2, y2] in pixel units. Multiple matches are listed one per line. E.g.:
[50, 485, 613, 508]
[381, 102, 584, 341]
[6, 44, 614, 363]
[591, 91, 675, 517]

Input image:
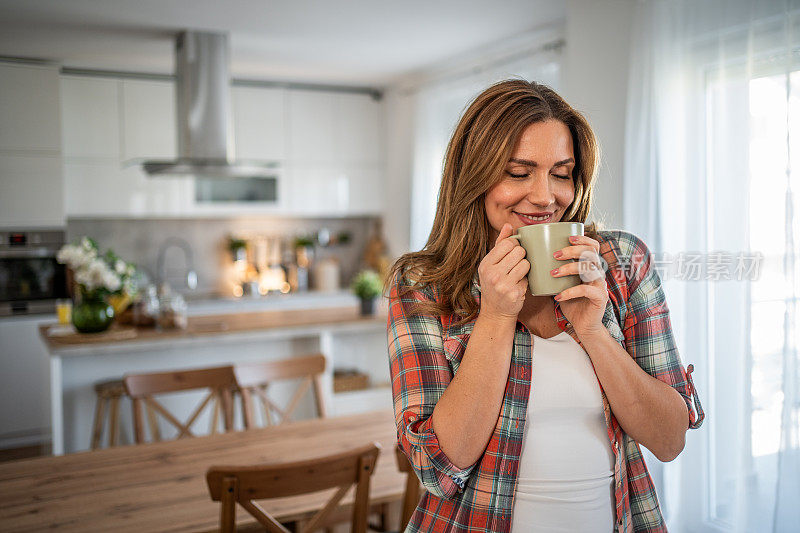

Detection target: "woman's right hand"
[478, 223, 530, 321]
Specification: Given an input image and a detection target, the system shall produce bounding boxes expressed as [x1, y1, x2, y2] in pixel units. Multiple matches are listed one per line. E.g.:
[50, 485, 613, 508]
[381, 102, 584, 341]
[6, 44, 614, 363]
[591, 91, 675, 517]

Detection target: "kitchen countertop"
[39, 305, 388, 358]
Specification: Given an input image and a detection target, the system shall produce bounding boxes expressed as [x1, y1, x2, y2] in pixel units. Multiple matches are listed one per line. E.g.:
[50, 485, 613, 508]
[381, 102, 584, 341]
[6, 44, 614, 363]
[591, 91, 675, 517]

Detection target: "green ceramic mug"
[509, 222, 585, 296]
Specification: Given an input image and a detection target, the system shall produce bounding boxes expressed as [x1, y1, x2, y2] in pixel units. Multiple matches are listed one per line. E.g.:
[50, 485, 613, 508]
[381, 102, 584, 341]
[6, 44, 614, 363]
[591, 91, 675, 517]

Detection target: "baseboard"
[0, 428, 51, 450]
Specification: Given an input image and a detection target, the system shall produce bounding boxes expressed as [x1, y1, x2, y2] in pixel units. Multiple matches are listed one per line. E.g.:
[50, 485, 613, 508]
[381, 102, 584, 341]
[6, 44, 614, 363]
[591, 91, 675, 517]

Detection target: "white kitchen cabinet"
[335, 93, 381, 164]
[285, 163, 350, 215]
[285, 162, 383, 216]
[121, 79, 176, 161]
[0, 154, 64, 227]
[233, 85, 286, 161]
[60, 76, 120, 159]
[343, 164, 384, 214]
[0, 315, 54, 450]
[64, 159, 193, 217]
[0, 62, 61, 153]
[287, 89, 382, 166]
[287, 89, 337, 163]
[285, 90, 384, 215]
[56, 74, 385, 218]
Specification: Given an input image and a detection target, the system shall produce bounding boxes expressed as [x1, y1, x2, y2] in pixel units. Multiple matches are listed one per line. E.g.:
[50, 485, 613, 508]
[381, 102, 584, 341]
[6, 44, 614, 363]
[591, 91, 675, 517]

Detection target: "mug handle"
[508, 234, 521, 242]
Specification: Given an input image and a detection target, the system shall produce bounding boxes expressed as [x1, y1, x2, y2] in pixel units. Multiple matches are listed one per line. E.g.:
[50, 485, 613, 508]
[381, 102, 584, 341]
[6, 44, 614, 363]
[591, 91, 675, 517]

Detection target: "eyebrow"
[509, 157, 575, 167]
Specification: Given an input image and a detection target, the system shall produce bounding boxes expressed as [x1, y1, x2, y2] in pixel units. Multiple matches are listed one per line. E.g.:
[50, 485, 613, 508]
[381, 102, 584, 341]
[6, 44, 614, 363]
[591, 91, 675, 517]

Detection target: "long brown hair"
[387, 79, 602, 325]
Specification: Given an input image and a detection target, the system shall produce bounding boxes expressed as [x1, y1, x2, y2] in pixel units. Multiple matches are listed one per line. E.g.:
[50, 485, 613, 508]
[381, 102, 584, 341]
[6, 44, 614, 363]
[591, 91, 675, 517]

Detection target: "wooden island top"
[39, 305, 388, 357]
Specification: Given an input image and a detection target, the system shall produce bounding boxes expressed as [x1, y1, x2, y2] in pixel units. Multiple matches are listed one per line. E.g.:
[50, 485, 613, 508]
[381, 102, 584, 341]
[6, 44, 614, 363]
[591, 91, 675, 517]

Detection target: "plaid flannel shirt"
[387, 229, 705, 533]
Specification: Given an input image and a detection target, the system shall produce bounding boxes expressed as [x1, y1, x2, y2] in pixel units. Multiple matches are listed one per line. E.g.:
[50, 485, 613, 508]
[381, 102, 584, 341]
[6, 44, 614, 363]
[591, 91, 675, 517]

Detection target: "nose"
[526, 173, 556, 207]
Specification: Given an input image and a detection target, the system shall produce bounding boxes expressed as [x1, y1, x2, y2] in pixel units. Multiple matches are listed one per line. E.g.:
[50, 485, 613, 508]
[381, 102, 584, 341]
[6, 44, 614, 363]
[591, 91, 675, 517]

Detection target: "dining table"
[0, 409, 404, 532]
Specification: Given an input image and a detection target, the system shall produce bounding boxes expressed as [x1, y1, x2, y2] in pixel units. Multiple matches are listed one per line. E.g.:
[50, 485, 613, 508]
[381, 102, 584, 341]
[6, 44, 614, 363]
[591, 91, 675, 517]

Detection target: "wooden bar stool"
[91, 379, 127, 449]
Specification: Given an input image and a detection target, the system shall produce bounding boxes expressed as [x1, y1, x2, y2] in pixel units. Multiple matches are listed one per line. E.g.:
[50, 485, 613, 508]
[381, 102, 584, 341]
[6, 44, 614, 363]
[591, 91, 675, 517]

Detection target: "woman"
[386, 79, 704, 532]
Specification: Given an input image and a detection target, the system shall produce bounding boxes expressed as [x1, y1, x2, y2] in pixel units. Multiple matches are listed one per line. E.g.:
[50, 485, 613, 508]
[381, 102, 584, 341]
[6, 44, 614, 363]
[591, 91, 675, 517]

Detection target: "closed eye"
[506, 171, 572, 180]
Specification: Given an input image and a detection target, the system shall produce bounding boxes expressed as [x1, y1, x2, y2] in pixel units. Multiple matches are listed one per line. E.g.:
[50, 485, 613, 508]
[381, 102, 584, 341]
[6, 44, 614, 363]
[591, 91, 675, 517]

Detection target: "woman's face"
[484, 119, 576, 241]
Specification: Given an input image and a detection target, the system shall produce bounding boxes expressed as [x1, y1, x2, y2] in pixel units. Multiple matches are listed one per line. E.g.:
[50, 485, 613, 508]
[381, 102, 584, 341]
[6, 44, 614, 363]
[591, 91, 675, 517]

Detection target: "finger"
[554, 244, 601, 261]
[496, 245, 527, 274]
[496, 223, 513, 246]
[568, 235, 601, 253]
[507, 258, 531, 282]
[555, 283, 605, 304]
[485, 238, 519, 265]
[552, 256, 604, 281]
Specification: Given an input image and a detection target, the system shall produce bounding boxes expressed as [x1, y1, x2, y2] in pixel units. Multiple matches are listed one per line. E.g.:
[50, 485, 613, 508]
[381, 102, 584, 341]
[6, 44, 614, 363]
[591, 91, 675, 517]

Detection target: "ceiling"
[0, 0, 565, 88]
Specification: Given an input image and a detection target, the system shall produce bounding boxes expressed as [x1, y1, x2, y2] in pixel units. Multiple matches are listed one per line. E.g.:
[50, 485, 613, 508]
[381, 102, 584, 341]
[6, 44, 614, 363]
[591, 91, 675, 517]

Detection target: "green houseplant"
[351, 269, 383, 316]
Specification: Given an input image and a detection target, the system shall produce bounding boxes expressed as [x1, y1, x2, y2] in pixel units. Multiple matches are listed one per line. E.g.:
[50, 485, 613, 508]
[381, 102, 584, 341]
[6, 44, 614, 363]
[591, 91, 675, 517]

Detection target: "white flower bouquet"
[57, 237, 137, 299]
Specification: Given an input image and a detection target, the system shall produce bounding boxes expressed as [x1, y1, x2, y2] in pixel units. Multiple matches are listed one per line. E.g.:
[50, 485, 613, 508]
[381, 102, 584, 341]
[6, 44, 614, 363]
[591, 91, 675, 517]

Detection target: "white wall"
[562, 0, 635, 231]
[382, 89, 415, 258]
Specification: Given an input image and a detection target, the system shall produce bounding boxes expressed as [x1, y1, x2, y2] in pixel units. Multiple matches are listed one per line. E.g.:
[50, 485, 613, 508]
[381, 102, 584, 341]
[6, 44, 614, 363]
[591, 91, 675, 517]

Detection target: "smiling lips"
[515, 211, 553, 225]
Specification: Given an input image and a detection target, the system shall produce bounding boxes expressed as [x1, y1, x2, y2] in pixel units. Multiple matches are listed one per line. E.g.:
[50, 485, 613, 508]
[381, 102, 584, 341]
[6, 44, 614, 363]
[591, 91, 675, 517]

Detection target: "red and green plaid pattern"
[387, 230, 704, 532]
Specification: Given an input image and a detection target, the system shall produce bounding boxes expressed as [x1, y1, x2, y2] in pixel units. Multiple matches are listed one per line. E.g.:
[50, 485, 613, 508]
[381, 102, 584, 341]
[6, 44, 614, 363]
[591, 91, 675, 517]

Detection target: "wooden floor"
[0, 444, 49, 464]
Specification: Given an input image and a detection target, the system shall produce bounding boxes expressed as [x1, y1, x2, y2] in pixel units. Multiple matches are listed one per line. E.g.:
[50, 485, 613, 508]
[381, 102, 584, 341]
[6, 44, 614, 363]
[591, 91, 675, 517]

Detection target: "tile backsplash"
[66, 216, 381, 297]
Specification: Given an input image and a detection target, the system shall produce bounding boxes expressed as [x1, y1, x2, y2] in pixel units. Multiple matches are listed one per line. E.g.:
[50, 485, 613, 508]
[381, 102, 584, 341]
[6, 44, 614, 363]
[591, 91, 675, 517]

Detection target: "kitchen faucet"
[156, 237, 198, 291]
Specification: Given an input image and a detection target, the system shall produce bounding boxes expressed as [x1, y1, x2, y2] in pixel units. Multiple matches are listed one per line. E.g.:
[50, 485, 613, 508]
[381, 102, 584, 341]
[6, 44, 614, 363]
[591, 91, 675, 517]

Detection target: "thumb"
[496, 223, 513, 246]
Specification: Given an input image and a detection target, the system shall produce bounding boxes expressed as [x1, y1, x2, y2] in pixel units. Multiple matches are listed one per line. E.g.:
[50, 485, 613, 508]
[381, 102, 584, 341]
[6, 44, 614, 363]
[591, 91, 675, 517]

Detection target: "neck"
[520, 293, 554, 316]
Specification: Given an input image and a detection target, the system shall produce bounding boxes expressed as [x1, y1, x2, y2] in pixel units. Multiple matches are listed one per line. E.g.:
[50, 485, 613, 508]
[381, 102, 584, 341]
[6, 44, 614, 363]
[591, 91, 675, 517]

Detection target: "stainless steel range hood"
[142, 31, 278, 178]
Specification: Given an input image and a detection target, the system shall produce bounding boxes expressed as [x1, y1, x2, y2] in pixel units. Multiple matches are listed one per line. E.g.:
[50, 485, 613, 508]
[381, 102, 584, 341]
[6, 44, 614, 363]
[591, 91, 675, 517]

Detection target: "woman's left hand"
[551, 235, 608, 337]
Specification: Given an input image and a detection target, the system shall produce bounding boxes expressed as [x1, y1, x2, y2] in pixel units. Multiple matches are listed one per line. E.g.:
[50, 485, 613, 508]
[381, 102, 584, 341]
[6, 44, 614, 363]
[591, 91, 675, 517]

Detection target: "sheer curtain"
[625, 0, 800, 531]
[409, 36, 563, 251]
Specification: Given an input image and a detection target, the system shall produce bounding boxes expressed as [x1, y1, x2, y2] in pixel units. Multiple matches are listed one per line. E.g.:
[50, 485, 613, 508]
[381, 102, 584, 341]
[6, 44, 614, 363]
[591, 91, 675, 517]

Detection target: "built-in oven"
[0, 229, 68, 316]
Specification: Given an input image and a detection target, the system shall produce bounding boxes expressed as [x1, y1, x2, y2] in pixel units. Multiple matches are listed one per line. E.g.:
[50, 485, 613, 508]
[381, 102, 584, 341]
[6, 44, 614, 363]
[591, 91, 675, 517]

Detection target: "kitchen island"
[40, 303, 390, 454]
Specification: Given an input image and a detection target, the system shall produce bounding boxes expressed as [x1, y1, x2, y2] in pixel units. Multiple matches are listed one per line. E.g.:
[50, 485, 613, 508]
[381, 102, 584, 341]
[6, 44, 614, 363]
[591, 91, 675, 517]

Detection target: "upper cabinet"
[287, 90, 381, 165]
[334, 92, 381, 165]
[0, 63, 61, 153]
[57, 74, 384, 218]
[121, 79, 176, 161]
[285, 89, 383, 215]
[287, 90, 337, 163]
[0, 62, 64, 228]
[232, 85, 286, 161]
[60, 76, 120, 159]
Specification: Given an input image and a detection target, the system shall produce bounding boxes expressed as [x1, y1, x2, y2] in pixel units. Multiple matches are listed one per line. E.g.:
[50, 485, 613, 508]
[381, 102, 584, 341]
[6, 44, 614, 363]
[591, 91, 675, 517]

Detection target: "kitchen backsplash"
[66, 216, 382, 298]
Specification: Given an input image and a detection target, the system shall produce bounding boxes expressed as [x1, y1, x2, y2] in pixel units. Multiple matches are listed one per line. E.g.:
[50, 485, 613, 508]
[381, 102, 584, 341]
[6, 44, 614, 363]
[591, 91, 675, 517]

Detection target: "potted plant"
[228, 236, 248, 262]
[351, 269, 383, 316]
[57, 237, 136, 333]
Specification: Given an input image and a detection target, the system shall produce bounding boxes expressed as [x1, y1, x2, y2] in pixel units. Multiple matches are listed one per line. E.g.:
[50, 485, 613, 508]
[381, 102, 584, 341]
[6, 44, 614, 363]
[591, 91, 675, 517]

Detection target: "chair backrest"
[395, 445, 423, 531]
[206, 442, 381, 533]
[123, 365, 237, 444]
[233, 353, 328, 429]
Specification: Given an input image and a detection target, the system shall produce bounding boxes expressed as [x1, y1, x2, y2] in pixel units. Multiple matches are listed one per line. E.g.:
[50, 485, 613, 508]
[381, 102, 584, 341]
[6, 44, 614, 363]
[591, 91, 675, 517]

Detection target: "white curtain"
[409, 37, 563, 251]
[625, 0, 800, 531]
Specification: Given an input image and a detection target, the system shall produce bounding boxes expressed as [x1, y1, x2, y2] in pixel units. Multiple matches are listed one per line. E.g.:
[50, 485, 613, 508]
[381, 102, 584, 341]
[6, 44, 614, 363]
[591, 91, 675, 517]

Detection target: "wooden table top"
[39, 306, 387, 351]
[0, 410, 402, 532]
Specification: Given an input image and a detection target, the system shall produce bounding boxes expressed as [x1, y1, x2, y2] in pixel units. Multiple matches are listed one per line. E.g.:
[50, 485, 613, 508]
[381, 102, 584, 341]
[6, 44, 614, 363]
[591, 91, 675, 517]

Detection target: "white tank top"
[510, 330, 616, 532]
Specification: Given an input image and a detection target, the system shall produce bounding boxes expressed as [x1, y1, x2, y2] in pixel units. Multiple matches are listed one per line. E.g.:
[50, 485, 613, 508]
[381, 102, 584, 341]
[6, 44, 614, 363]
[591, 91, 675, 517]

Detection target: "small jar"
[158, 293, 187, 330]
[133, 285, 159, 328]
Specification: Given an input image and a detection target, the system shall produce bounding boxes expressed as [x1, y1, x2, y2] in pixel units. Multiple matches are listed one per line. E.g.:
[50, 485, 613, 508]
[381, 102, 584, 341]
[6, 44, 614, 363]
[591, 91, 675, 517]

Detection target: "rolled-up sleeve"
[620, 232, 705, 430]
[387, 270, 477, 498]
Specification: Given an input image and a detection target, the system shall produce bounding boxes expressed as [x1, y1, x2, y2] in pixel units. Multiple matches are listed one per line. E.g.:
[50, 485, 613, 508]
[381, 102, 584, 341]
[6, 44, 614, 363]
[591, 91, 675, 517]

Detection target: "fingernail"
[569, 236, 577, 242]
[554, 293, 562, 301]
[550, 268, 559, 276]
[553, 250, 562, 258]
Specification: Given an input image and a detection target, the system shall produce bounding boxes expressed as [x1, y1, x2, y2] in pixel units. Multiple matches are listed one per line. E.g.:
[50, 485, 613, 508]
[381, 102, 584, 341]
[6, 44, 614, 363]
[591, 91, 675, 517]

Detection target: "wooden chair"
[123, 365, 237, 444]
[90, 379, 127, 449]
[233, 353, 328, 429]
[206, 442, 381, 533]
[395, 445, 423, 531]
